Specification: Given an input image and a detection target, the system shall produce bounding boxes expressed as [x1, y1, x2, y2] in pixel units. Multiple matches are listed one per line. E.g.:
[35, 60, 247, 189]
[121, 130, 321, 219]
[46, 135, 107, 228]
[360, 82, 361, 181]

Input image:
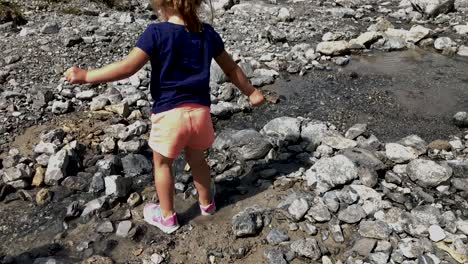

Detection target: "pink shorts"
[148, 103, 215, 158]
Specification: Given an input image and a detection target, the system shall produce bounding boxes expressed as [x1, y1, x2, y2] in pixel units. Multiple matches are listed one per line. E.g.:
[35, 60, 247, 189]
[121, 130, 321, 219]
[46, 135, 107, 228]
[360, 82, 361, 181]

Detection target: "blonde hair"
[153, 0, 213, 32]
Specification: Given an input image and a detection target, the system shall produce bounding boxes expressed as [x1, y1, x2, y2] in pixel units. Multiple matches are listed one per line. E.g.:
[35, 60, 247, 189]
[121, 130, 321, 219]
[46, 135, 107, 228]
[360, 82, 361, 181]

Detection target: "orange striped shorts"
[149, 103, 215, 158]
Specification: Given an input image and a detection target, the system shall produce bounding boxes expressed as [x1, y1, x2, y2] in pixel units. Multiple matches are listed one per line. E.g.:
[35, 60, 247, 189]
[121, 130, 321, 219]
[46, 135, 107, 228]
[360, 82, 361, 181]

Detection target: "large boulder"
[305, 155, 358, 193]
[406, 159, 452, 187]
[261, 117, 302, 143]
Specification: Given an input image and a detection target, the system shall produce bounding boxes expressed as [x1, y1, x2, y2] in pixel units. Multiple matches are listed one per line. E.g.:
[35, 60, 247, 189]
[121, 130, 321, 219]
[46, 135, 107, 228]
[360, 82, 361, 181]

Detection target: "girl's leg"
[153, 151, 175, 218]
[185, 147, 211, 206]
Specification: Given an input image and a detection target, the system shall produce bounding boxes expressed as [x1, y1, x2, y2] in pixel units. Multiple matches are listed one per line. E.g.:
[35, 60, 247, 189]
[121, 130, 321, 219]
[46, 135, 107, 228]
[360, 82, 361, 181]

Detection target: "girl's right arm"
[215, 50, 265, 107]
[64, 48, 149, 85]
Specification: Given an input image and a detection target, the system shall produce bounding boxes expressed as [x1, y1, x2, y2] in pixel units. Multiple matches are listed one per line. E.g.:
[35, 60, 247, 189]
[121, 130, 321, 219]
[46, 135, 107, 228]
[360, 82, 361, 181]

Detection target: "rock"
[45, 149, 69, 185]
[301, 120, 328, 150]
[210, 101, 242, 117]
[150, 253, 164, 264]
[290, 238, 322, 260]
[428, 225, 446, 242]
[352, 238, 377, 256]
[454, 24, 468, 35]
[105, 102, 130, 117]
[36, 188, 52, 205]
[104, 175, 132, 198]
[127, 192, 141, 207]
[90, 97, 110, 111]
[345, 123, 367, 139]
[434, 37, 456, 50]
[34, 142, 58, 155]
[3, 166, 29, 182]
[398, 238, 429, 259]
[316, 41, 349, 56]
[406, 159, 452, 187]
[457, 45, 468, 57]
[322, 135, 357, 149]
[354, 32, 382, 47]
[96, 156, 122, 176]
[97, 220, 114, 233]
[116, 220, 133, 237]
[261, 117, 301, 143]
[267, 26, 287, 43]
[4, 55, 21, 64]
[121, 154, 152, 177]
[453, 111, 468, 127]
[398, 135, 427, 155]
[369, 252, 390, 264]
[427, 139, 451, 151]
[100, 137, 116, 154]
[358, 167, 378, 187]
[307, 196, 332, 222]
[210, 61, 227, 84]
[358, 220, 392, 239]
[322, 191, 340, 213]
[407, 25, 431, 43]
[410, 0, 455, 17]
[82, 255, 113, 264]
[81, 196, 107, 217]
[214, 129, 272, 160]
[305, 155, 358, 193]
[266, 229, 289, 245]
[32, 167, 46, 187]
[411, 205, 441, 226]
[278, 7, 291, 21]
[264, 249, 287, 264]
[52, 101, 71, 114]
[288, 198, 309, 221]
[339, 148, 385, 171]
[456, 220, 468, 235]
[41, 129, 65, 143]
[76, 90, 97, 100]
[62, 176, 88, 192]
[327, 7, 356, 18]
[368, 18, 394, 32]
[89, 173, 105, 193]
[328, 217, 345, 243]
[338, 204, 366, 224]
[231, 206, 265, 237]
[385, 143, 417, 163]
[117, 139, 145, 153]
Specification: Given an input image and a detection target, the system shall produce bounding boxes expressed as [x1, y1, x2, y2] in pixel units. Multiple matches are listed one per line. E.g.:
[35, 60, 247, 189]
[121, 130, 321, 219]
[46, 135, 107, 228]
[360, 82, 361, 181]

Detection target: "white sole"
[144, 214, 180, 234]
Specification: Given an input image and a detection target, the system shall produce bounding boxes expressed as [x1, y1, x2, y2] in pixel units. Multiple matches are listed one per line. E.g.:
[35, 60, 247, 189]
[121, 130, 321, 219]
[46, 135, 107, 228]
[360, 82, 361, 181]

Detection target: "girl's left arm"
[64, 47, 149, 85]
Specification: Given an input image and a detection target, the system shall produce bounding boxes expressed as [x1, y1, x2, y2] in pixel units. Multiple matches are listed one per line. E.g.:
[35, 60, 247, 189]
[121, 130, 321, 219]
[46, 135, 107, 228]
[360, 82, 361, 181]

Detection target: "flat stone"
[352, 238, 376, 257]
[358, 220, 392, 239]
[338, 204, 366, 224]
[428, 225, 446, 242]
[266, 229, 289, 245]
[116, 220, 133, 237]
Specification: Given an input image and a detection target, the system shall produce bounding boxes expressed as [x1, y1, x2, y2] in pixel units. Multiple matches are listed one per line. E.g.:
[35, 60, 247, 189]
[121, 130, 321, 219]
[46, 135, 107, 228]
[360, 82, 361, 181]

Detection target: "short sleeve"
[205, 24, 225, 58]
[136, 25, 158, 58]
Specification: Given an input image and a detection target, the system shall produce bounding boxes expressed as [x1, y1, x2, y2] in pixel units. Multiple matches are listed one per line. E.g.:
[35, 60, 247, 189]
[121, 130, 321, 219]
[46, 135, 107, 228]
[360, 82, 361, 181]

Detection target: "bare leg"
[153, 151, 175, 218]
[185, 147, 212, 206]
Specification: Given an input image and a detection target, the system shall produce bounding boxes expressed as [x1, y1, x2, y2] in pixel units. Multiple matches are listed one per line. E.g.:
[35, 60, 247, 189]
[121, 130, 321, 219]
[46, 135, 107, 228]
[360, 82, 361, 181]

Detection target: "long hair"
[154, 0, 214, 32]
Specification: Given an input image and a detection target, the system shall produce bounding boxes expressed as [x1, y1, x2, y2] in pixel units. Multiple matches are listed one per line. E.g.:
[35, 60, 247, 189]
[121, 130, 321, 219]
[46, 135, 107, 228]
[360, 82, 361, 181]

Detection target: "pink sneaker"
[200, 179, 216, 216]
[143, 203, 180, 234]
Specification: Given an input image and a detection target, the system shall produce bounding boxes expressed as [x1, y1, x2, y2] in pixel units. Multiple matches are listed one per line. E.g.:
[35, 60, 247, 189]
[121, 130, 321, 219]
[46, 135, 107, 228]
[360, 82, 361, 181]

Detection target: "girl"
[65, 0, 265, 234]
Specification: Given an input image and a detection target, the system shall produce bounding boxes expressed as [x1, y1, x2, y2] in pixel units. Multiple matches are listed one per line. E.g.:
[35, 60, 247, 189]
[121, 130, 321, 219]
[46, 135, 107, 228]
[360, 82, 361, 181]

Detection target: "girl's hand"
[64, 66, 88, 84]
[249, 89, 265, 107]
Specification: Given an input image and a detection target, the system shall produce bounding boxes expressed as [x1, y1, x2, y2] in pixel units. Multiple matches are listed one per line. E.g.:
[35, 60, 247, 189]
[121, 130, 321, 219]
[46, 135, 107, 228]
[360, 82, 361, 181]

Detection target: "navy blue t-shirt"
[135, 22, 225, 114]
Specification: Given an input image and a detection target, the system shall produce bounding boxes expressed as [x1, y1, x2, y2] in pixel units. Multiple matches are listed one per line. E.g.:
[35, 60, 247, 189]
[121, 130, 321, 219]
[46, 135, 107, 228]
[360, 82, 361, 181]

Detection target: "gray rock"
[338, 204, 366, 224]
[3, 167, 29, 182]
[288, 198, 309, 221]
[34, 142, 58, 155]
[90, 97, 109, 111]
[453, 111, 468, 127]
[45, 149, 69, 185]
[301, 120, 328, 150]
[278, 7, 291, 21]
[290, 238, 322, 260]
[374, 207, 409, 234]
[375, 240, 393, 253]
[41, 22, 60, 34]
[406, 159, 452, 187]
[369, 252, 390, 264]
[267, 26, 287, 43]
[316, 41, 349, 55]
[352, 238, 376, 257]
[322, 135, 357, 150]
[52, 101, 71, 114]
[81, 196, 107, 217]
[398, 238, 429, 259]
[262, 117, 302, 143]
[385, 143, 417, 163]
[100, 137, 116, 154]
[264, 249, 287, 264]
[352, 32, 382, 47]
[4, 55, 21, 65]
[458, 45, 468, 57]
[210, 60, 228, 84]
[76, 90, 96, 100]
[104, 175, 132, 198]
[327, 7, 356, 18]
[41, 129, 65, 143]
[428, 225, 445, 242]
[213, 129, 272, 160]
[434, 37, 456, 50]
[61, 176, 88, 192]
[411, 205, 441, 226]
[251, 75, 275, 87]
[328, 217, 345, 243]
[358, 167, 378, 187]
[345, 123, 367, 139]
[410, 0, 454, 17]
[322, 191, 340, 213]
[231, 206, 265, 237]
[89, 173, 105, 193]
[96, 155, 122, 176]
[358, 220, 392, 239]
[406, 25, 431, 43]
[307, 196, 332, 222]
[305, 155, 358, 193]
[398, 135, 427, 156]
[97, 220, 114, 233]
[121, 154, 152, 177]
[266, 229, 289, 245]
[210, 101, 242, 117]
[118, 120, 147, 140]
[117, 139, 145, 153]
[116, 220, 133, 237]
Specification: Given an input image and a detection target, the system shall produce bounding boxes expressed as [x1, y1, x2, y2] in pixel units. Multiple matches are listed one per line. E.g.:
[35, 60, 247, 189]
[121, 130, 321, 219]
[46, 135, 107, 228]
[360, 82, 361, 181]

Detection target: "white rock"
[428, 225, 446, 242]
[434, 37, 456, 50]
[454, 24, 468, 35]
[385, 143, 417, 163]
